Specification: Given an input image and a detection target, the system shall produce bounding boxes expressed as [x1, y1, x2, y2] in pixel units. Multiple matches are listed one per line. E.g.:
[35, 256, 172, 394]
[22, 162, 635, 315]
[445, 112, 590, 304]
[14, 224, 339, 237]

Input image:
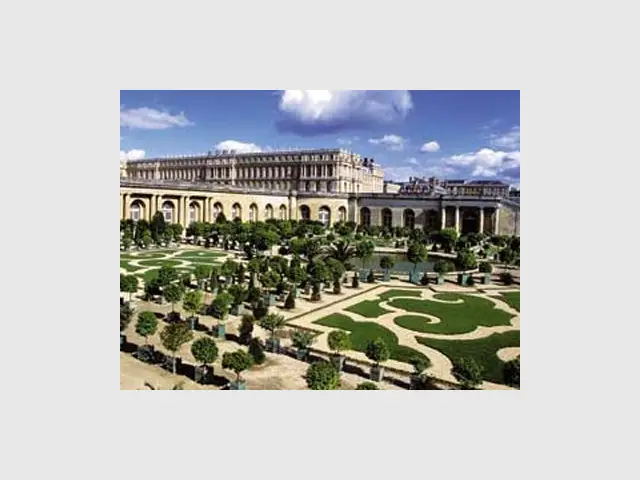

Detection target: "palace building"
[120, 148, 520, 236]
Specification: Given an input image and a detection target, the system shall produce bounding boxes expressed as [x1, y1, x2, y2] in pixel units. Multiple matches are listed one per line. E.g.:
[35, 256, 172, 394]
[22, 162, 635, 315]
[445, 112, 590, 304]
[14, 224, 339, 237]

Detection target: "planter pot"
[303, 286, 311, 295]
[409, 271, 421, 284]
[482, 273, 491, 285]
[187, 316, 199, 330]
[263, 294, 277, 307]
[213, 323, 226, 339]
[164, 356, 182, 373]
[293, 288, 300, 299]
[383, 272, 390, 282]
[437, 274, 445, 285]
[410, 374, 424, 390]
[195, 365, 214, 385]
[295, 348, 309, 361]
[230, 304, 245, 316]
[330, 355, 346, 371]
[360, 269, 369, 280]
[120, 332, 126, 347]
[266, 337, 281, 353]
[458, 273, 469, 286]
[120, 297, 125, 306]
[136, 344, 155, 363]
[370, 365, 385, 382]
[229, 380, 247, 390]
[310, 292, 322, 302]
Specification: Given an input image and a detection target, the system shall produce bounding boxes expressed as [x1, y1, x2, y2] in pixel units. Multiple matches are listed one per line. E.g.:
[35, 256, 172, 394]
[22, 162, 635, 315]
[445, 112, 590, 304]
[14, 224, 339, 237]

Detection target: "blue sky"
[120, 90, 520, 186]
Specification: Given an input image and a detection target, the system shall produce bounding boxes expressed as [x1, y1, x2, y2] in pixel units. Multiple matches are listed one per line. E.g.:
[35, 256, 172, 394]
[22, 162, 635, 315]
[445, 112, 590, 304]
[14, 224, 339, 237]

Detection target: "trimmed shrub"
[356, 382, 379, 390]
[479, 261, 493, 273]
[248, 338, 266, 365]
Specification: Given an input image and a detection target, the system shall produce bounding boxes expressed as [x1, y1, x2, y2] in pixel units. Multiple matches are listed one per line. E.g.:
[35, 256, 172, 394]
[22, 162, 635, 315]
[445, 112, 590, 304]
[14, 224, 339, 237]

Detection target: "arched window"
[403, 209, 415, 229]
[382, 208, 393, 230]
[232, 203, 242, 220]
[319, 206, 331, 226]
[162, 201, 174, 223]
[189, 202, 198, 225]
[130, 201, 143, 221]
[279, 204, 287, 220]
[249, 203, 258, 222]
[360, 207, 371, 227]
[265, 204, 274, 220]
[300, 205, 310, 220]
[338, 206, 347, 222]
[213, 202, 223, 221]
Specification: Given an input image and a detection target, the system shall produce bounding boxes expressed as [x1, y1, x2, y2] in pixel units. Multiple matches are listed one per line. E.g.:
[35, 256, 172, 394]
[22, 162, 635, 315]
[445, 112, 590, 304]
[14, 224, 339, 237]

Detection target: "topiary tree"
[452, 357, 484, 389]
[326, 258, 346, 294]
[183, 289, 204, 320]
[456, 251, 478, 271]
[479, 261, 493, 273]
[410, 355, 431, 375]
[306, 361, 340, 390]
[407, 242, 428, 278]
[366, 338, 390, 373]
[209, 266, 220, 292]
[121, 275, 139, 301]
[222, 350, 254, 384]
[291, 330, 315, 360]
[366, 269, 375, 283]
[356, 382, 379, 390]
[194, 264, 212, 289]
[327, 330, 351, 368]
[120, 302, 134, 332]
[434, 260, 455, 275]
[248, 338, 266, 365]
[157, 265, 179, 287]
[379, 256, 394, 278]
[253, 297, 269, 321]
[260, 270, 280, 292]
[439, 228, 459, 253]
[284, 290, 296, 309]
[238, 314, 255, 345]
[499, 248, 516, 271]
[209, 291, 233, 320]
[228, 284, 248, 309]
[163, 283, 184, 313]
[259, 313, 286, 349]
[160, 322, 194, 374]
[190, 337, 218, 370]
[352, 272, 360, 288]
[503, 355, 520, 388]
[356, 239, 375, 270]
[136, 311, 158, 345]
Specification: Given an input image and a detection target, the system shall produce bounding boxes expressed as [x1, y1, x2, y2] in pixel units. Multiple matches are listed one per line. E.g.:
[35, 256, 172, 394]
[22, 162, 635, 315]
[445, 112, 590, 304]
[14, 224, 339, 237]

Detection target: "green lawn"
[499, 291, 520, 312]
[378, 289, 423, 301]
[174, 250, 226, 259]
[345, 300, 392, 318]
[314, 313, 429, 365]
[393, 315, 435, 332]
[389, 293, 514, 335]
[416, 330, 520, 385]
[120, 260, 145, 273]
[136, 259, 184, 268]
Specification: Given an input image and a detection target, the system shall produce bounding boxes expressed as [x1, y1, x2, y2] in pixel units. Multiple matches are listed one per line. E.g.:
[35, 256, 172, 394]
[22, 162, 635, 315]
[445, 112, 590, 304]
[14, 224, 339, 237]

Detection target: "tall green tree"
[183, 289, 204, 319]
[306, 361, 340, 390]
[365, 338, 390, 369]
[160, 322, 194, 374]
[328, 330, 351, 356]
[356, 239, 375, 269]
[379, 256, 394, 278]
[163, 283, 184, 313]
[258, 313, 286, 342]
[407, 242, 428, 276]
[452, 357, 484, 389]
[222, 350, 254, 383]
[191, 337, 218, 369]
[120, 274, 139, 301]
[136, 311, 158, 345]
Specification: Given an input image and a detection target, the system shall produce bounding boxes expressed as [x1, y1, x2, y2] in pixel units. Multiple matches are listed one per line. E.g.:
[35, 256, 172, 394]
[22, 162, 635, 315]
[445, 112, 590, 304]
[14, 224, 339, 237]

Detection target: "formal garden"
[120, 212, 520, 390]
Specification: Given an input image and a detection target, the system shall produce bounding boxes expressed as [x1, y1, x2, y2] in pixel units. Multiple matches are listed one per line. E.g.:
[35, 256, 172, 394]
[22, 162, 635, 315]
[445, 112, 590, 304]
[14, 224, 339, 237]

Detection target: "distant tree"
[499, 248, 516, 271]
[356, 382, 379, 390]
[410, 356, 432, 375]
[253, 298, 269, 321]
[169, 223, 183, 243]
[260, 270, 280, 291]
[456, 251, 478, 271]
[327, 330, 351, 356]
[120, 302, 134, 331]
[439, 228, 459, 253]
[248, 338, 266, 365]
[228, 283, 248, 309]
[503, 356, 520, 388]
[407, 242, 428, 276]
[352, 272, 360, 288]
[365, 338, 390, 368]
[190, 337, 218, 369]
[136, 311, 158, 344]
[209, 291, 233, 320]
[291, 330, 315, 351]
[452, 357, 484, 389]
[306, 361, 340, 390]
[434, 259, 455, 274]
[222, 350, 254, 383]
[284, 290, 296, 309]
[209, 266, 220, 291]
[160, 322, 194, 374]
[163, 283, 184, 313]
[327, 238, 357, 264]
[194, 264, 212, 288]
[479, 261, 493, 273]
[326, 258, 346, 294]
[157, 265, 179, 287]
[150, 211, 167, 245]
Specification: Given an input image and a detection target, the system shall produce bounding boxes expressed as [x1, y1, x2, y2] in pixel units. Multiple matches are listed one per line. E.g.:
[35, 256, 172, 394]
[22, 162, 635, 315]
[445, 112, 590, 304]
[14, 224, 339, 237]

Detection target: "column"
[455, 206, 460, 233]
[479, 207, 484, 234]
[494, 208, 500, 234]
[204, 197, 211, 223]
[181, 196, 189, 226]
[149, 195, 157, 219]
[123, 193, 130, 220]
[120, 194, 124, 220]
[440, 207, 446, 229]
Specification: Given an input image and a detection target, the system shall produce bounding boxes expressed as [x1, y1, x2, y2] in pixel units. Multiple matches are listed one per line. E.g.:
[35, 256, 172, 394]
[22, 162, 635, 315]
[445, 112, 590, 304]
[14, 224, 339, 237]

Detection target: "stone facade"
[123, 148, 384, 195]
[120, 149, 519, 236]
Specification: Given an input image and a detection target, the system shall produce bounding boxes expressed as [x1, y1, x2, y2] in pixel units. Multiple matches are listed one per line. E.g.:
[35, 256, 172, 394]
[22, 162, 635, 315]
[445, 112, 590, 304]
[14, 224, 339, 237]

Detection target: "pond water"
[360, 252, 441, 273]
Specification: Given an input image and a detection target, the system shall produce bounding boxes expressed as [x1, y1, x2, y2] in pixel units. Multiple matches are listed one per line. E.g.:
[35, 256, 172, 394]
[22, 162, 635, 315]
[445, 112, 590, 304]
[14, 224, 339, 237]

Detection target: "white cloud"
[383, 163, 455, 182]
[337, 136, 360, 145]
[444, 148, 520, 177]
[406, 157, 419, 165]
[420, 141, 440, 153]
[489, 126, 520, 149]
[120, 106, 193, 130]
[369, 134, 406, 151]
[214, 140, 262, 153]
[277, 90, 412, 134]
[120, 149, 145, 161]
